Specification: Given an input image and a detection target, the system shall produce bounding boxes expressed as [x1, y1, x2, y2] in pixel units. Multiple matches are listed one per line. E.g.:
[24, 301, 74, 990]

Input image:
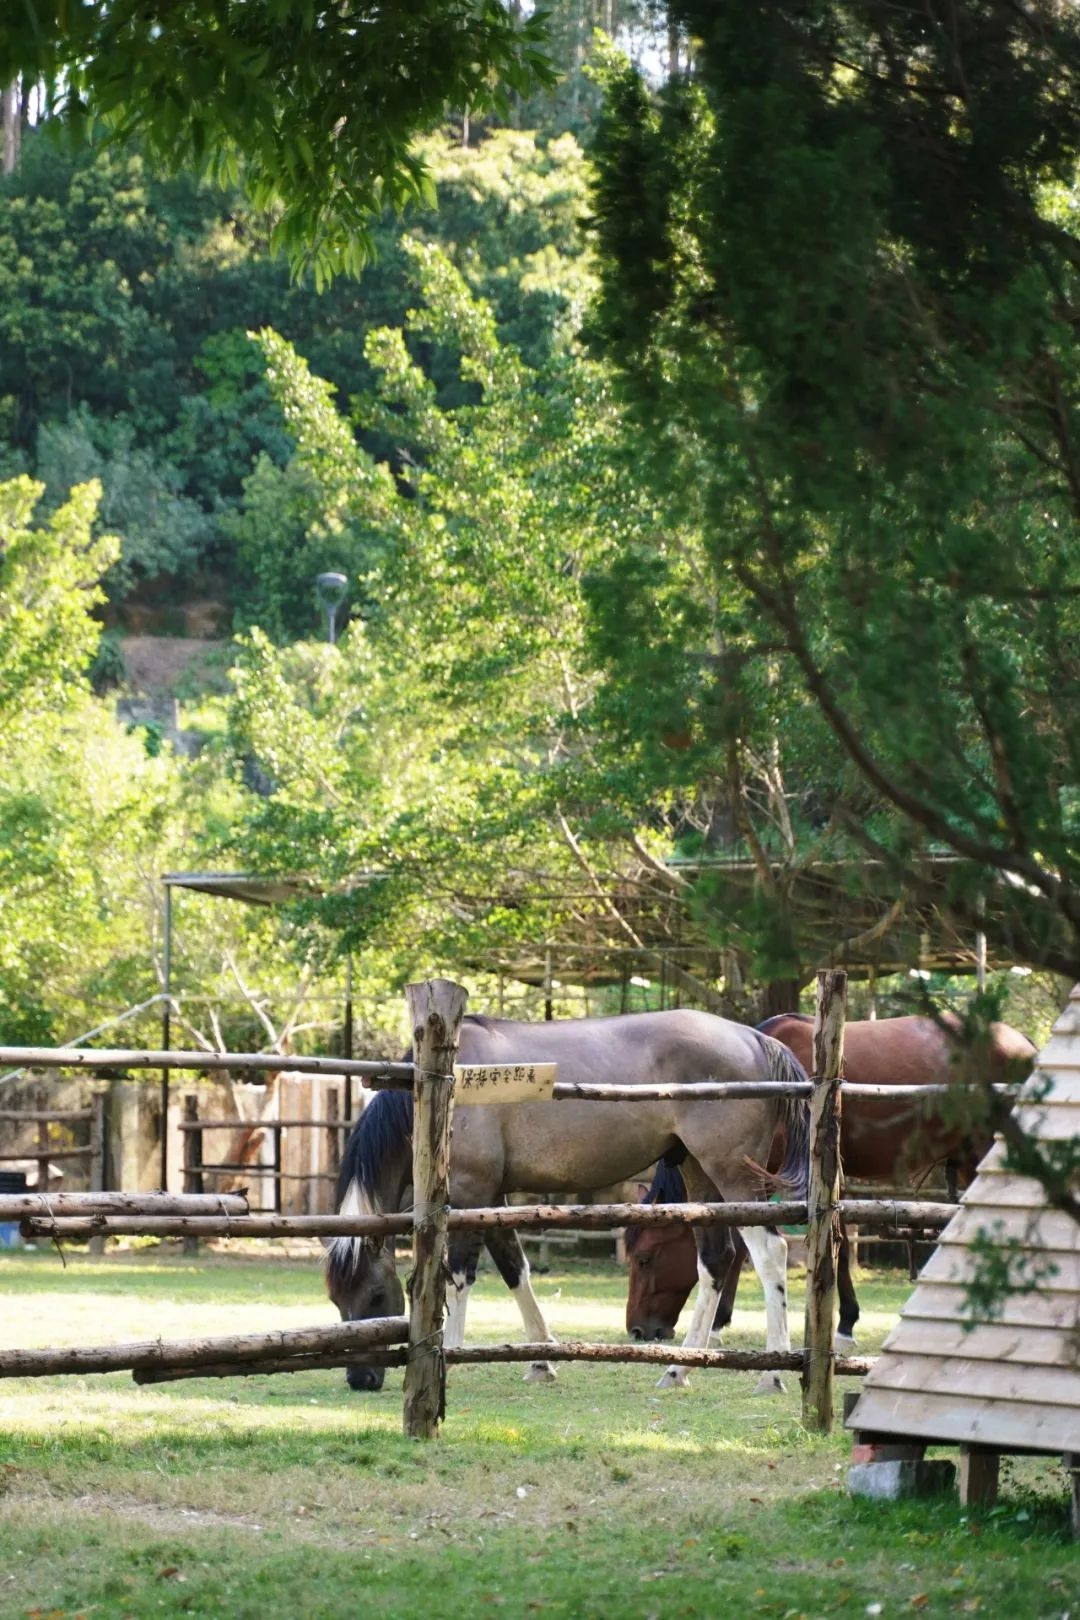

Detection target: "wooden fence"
[0, 971, 968, 1440]
[179, 1090, 350, 1216]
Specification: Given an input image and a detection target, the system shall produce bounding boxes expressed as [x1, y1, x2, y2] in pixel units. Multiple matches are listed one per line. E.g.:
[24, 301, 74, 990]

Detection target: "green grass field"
[0, 1246, 1075, 1620]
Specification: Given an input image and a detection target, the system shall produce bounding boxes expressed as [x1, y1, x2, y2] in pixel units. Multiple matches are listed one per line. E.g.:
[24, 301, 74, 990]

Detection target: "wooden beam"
[19, 1197, 955, 1242]
[0, 1047, 414, 1085]
[0, 1317, 409, 1379]
[402, 979, 467, 1440]
[958, 1446, 1000, 1509]
[802, 968, 846, 1434]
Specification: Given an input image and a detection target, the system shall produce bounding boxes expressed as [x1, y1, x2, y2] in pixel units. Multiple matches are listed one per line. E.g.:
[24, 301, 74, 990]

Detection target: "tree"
[0, 475, 117, 737]
[221, 244, 729, 1004]
[0, 475, 157, 1041]
[587, 4, 1080, 986]
[0, 2, 555, 282]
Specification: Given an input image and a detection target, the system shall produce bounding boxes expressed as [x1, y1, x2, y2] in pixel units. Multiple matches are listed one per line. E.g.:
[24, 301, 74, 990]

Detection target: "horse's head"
[324, 1237, 405, 1391]
[624, 1173, 698, 1343]
[625, 1218, 698, 1341]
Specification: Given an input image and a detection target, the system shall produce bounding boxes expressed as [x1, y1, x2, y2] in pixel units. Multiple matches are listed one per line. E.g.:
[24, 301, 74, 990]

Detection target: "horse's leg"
[483, 1226, 559, 1384]
[712, 1229, 746, 1339]
[656, 1151, 791, 1394]
[736, 1223, 791, 1395]
[445, 1229, 483, 1351]
[836, 1223, 860, 1352]
[654, 1220, 736, 1390]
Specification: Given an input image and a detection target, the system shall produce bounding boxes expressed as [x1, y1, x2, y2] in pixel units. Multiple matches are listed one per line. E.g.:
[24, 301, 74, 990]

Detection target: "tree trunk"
[2, 81, 20, 176]
[759, 978, 802, 1019]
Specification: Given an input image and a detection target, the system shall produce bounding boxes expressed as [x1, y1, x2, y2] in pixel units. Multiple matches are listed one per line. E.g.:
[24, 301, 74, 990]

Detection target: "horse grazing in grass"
[625, 1156, 861, 1347]
[624, 1011, 1036, 1349]
[325, 1008, 810, 1393]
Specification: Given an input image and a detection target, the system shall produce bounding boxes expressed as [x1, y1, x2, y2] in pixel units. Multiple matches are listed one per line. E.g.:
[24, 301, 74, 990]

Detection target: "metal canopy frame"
[159, 872, 357, 1190]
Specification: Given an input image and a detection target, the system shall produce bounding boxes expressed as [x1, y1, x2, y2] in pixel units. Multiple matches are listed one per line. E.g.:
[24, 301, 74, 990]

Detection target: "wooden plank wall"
[849, 988, 1080, 1454]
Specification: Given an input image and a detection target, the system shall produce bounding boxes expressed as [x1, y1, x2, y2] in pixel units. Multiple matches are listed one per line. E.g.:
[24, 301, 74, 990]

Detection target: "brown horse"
[624, 1011, 1036, 1348]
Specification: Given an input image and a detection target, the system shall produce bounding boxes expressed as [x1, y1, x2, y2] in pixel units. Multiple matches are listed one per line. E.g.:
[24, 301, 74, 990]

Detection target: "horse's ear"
[636, 1182, 651, 1201]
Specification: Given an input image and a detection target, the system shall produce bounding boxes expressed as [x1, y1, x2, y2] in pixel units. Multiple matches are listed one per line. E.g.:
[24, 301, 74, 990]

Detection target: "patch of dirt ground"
[119, 637, 227, 696]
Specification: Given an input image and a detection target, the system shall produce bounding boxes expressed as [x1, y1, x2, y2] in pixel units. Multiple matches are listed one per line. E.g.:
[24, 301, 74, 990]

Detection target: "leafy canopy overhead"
[1, 2, 555, 281]
[588, 0, 1080, 980]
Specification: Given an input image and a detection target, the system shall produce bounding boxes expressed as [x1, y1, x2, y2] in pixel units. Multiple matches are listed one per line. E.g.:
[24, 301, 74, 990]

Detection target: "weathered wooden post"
[35, 1112, 49, 1200]
[402, 977, 467, 1440]
[182, 1094, 203, 1256]
[801, 967, 846, 1433]
[88, 1092, 106, 1258]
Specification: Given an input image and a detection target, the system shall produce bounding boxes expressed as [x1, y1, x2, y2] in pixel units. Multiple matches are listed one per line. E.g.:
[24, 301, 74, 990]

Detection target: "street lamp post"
[316, 571, 348, 644]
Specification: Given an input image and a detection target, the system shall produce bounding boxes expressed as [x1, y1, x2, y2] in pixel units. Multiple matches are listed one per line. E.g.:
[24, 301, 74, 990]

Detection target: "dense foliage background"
[0, 1, 1075, 1057]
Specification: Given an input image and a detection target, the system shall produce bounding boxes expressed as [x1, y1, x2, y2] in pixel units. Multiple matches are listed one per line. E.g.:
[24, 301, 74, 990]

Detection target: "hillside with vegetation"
[0, 0, 1076, 1073]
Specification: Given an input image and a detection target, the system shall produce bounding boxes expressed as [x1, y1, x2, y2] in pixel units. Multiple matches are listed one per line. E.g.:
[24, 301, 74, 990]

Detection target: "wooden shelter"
[846, 985, 1080, 1518]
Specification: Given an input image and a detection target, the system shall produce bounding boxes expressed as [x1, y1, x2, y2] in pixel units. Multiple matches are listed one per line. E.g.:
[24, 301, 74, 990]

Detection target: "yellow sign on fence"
[452, 1063, 557, 1106]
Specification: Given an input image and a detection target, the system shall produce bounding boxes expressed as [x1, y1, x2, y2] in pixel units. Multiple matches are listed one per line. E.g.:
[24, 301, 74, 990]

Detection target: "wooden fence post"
[182, 1094, 203, 1256]
[801, 968, 846, 1432]
[402, 978, 467, 1440]
[88, 1093, 106, 1258]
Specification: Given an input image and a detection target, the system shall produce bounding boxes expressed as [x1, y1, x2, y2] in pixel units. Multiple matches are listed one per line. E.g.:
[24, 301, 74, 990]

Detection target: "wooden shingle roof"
[846, 987, 1080, 1453]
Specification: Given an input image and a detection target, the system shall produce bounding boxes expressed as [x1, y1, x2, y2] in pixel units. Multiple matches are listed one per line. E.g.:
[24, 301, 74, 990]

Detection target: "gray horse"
[325, 1008, 809, 1393]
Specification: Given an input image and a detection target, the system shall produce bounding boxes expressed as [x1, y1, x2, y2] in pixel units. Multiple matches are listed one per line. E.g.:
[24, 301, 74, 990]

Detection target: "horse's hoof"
[836, 1332, 858, 1354]
[707, 1331, 725, 1346]
[752, 1373, 786, 1395]
[655, 1367, 688, 1390]
[523, 1361, 557, 1384]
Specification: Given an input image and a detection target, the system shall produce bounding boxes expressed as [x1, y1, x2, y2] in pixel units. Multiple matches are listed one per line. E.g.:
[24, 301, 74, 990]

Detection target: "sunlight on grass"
[0, 1250, 1073, 1620]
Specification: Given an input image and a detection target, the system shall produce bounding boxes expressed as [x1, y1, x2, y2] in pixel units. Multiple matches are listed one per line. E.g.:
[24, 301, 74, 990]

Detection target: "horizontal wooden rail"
[20, 1196, 955, 1242]
[0, 1192, 250, 1219]
[0, 1109, 94, 1123]
[176, 1118, 350, 1132]
[0, 1046, 1020, 1099]
[135, 1350, 409, 1383]
[0, 1047, 414, 1086]
[182, 1164, 334, 1180]
[133, 1342, 878, 1384]
[0, 1146, 92, 1162]
[551, 1080, 1019, 1102]
[0, 1316, 409, 1379]
[444, 1342, 876, 1374]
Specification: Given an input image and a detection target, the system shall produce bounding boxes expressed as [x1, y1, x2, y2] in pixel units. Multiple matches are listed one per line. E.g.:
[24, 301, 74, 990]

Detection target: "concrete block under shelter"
[848, 1459, 957, 1501]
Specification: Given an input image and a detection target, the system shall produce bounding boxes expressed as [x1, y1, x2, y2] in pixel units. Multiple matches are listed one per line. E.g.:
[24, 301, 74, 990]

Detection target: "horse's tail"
[759, 1035, 811, 1200]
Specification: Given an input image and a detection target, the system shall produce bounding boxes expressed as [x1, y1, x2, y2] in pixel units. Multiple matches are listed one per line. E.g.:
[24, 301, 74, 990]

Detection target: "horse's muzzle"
[629, 1321, 674, 1343]
[346, 1362, 386, 1392]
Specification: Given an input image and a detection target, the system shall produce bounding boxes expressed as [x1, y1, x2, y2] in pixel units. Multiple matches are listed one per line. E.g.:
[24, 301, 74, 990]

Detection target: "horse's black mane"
[336, 1017, 512, 1207]
[623, 1154, 688, 1255]
[337, 1087, 414, 1208]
